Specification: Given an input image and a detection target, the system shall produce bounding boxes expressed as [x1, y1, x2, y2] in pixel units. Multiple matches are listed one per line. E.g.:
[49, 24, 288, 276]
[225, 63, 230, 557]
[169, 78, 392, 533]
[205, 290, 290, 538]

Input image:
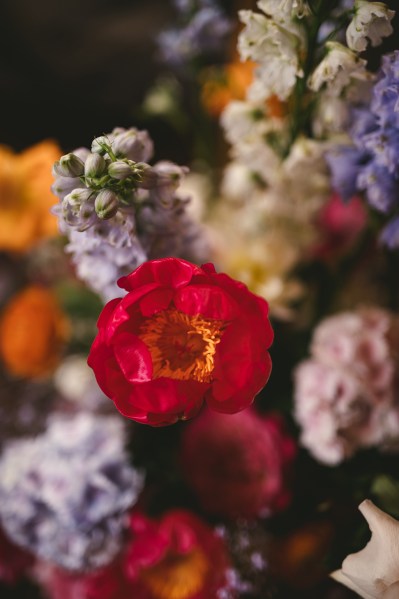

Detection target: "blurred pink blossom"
[294, 308, 399, 464]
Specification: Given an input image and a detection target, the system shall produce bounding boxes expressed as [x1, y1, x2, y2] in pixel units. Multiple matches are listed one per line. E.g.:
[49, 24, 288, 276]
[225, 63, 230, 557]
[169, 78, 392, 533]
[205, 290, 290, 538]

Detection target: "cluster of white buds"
[52, 128, 164, 229]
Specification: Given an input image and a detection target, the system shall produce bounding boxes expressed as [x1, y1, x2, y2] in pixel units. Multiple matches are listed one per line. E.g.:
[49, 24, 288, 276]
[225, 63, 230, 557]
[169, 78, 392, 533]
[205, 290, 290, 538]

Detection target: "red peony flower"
[123, 510, 231, 599]
[88, 258, 273, 425]
[181, 408, 296, 519]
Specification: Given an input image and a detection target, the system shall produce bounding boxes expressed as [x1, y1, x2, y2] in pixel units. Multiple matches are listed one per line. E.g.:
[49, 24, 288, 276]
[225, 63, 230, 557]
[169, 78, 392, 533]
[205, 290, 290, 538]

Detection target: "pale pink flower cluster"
[294, 308, 399, 465]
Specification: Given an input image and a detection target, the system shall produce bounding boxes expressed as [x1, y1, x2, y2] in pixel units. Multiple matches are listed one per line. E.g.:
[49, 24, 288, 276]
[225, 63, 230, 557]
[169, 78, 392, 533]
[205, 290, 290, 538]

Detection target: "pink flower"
[294, 308, 399, 464]
[312, 193, 367, 261]
[181, 408, 296, 519]
[124, 510, 232, 599]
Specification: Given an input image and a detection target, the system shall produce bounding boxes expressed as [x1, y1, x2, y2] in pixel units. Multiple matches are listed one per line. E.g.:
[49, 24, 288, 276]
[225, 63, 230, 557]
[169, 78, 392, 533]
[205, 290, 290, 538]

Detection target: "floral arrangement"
[0, 1, 399, 598]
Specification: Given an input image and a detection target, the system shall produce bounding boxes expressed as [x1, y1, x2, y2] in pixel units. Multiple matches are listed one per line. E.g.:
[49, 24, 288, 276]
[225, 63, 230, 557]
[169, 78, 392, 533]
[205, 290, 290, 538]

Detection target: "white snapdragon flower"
[332, 500, 399, 598]
[308, 41, 367, 96]
[258, 0, 310, 20]
[238, 9, 304, 100]
[221, 100, 268, 146]
[346, 1, 395, 52]
[312, 93, 350, 137]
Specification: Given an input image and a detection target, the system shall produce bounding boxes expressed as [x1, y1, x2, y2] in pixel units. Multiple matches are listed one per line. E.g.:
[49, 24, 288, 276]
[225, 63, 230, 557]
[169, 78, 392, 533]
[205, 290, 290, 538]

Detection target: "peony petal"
[139, 288, 173, 317]
[112, 332, 153, 383]
[200, 263, 217, 274]
[209, 321, 272, 412]
[174, 284, 239, 320]
[97, 298, 120, 329]
[118, 258, 200, 291]
[113, 378, 206, 426]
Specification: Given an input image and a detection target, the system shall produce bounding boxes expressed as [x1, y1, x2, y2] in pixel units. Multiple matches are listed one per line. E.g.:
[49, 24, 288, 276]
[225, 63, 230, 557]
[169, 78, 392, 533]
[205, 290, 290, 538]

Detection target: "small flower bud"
[113, 129, 154, 162]
[72, 147, 91, 163]
[53, 153, 84, 178]
[108, 161, 135, 180]
[91, 136, 111, 155]
[84, 153, 106, 178]
[94, 189, 119, 219]
[65, 188, 93, 207]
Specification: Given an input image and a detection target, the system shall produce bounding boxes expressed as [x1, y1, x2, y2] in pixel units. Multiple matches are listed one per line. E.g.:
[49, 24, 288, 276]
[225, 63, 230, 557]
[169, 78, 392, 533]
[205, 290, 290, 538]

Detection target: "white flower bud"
[94, 189, 119, 219]
[53, 153, 84, 178]
[65, 188, 93, 207]
[91, 136, 111, 155]
[84, 153, 106, 178]
[108, 161, 134, 180]
[347, 1, 395, 53]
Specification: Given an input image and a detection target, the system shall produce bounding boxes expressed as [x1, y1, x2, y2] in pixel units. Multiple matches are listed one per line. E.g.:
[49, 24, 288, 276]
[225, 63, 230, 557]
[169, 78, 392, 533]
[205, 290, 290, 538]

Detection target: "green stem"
[286, 0, 342, 153]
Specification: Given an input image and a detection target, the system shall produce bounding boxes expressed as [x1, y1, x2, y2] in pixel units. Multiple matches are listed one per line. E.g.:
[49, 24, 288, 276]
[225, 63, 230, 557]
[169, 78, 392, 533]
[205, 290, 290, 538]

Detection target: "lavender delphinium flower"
[52, 127, 207, 301]
[327, 51, 399, 246]
[158, 0, 231, 68]
[0, 413, 144, 572]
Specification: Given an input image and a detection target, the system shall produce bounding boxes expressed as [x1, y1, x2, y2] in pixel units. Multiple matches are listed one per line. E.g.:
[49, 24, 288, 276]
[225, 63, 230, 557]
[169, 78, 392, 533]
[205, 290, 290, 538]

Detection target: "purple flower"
[158, 0, 231, 67]
[357, 161, 399, 213]
[380, 216, 399, 249]
[0, 413, 144, 572]
[326, 146, 369, 201]
[52, 127, 208, 301]
[328, 51, 399, 247]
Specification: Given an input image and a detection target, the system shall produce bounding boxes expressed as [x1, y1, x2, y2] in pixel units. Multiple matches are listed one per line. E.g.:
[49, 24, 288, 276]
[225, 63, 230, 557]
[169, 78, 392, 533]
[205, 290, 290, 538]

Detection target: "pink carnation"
[181, 408, 296, 518]
[294, 308, 399, 464]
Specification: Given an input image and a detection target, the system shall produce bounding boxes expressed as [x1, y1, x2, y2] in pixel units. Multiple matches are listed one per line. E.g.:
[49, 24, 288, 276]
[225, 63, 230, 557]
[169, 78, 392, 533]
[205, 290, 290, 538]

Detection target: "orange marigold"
[0, 140, 61, 252]
[0, 286, 69, 378]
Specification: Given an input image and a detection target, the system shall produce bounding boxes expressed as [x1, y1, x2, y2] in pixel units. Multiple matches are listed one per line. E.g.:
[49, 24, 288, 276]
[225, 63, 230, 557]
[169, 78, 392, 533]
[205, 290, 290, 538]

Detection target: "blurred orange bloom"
[201, 61, 255, 117]
[0, 286, 69, 378]
[0, 141, 61, 252]
[271, 521, 333, 589]
[201, 60, 287, 119]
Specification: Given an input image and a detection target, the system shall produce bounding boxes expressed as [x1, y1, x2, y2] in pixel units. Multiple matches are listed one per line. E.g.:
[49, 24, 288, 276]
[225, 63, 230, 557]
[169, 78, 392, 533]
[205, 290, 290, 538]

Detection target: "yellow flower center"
[139, 308, 225, 383]
[140, 549, 209, 599]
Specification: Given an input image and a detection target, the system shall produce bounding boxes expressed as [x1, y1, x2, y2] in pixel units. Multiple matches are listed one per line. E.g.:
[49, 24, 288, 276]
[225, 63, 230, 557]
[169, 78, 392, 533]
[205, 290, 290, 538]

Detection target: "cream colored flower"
[332, 500, 399, 599]
[258, 0, 310, 20]
[346, 1, 395, 53]
[309, 42, 367, 96]
[238, 9, 304, 100]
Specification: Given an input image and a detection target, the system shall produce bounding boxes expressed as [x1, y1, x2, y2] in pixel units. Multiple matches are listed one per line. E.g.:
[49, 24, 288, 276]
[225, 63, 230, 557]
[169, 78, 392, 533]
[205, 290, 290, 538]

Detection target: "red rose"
[88, 258, 273, 425]
[181, 408, 296, 519]
[124, 510, 231, 599]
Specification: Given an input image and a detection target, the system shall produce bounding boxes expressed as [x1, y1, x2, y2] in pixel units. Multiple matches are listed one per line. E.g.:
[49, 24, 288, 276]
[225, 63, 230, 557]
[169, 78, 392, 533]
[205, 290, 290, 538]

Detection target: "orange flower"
[0, 286, 69, 378]
[0, 141, 61, 252]
[271, 521, 333, 589]
[201, 61, 255, 117]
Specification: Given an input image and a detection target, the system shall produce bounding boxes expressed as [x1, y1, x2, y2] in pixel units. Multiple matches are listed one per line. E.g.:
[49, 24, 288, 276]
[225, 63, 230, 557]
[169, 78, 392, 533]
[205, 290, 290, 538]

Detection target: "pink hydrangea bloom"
[294, 308, 399, 464]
